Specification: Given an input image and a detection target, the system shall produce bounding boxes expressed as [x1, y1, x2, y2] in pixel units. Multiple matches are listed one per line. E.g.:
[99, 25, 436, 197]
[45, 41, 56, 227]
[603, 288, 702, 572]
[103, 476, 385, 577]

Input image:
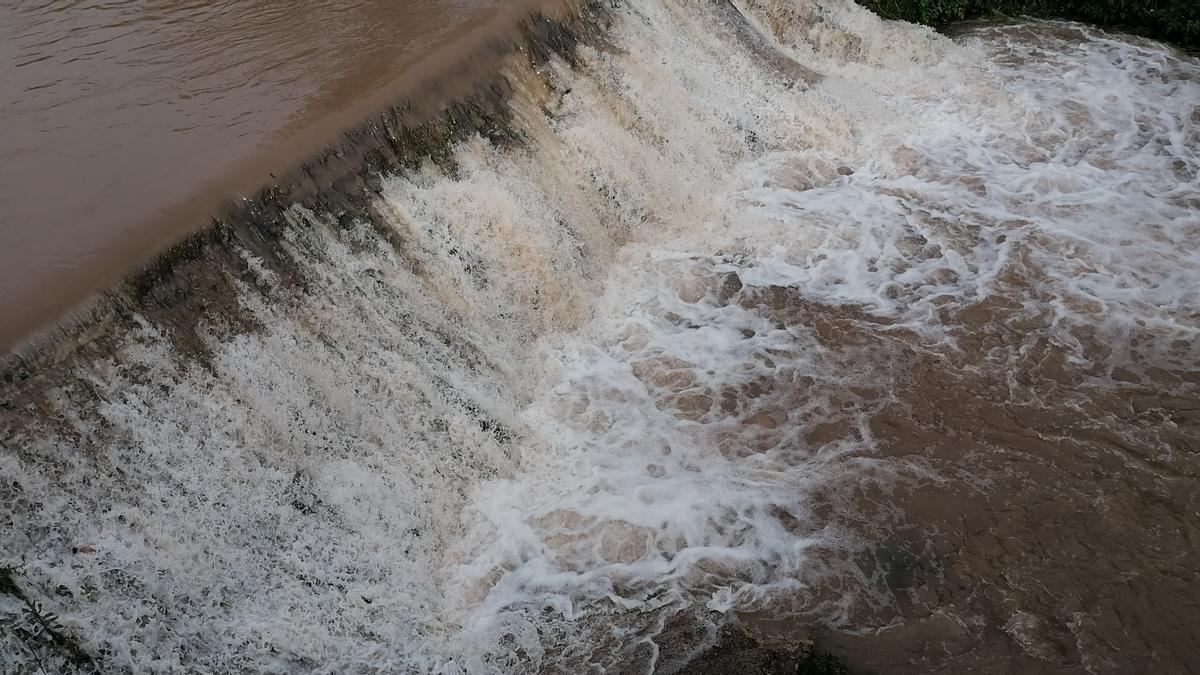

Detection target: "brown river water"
[0, 0, 550, 351]
[2, 1, 1199, 673]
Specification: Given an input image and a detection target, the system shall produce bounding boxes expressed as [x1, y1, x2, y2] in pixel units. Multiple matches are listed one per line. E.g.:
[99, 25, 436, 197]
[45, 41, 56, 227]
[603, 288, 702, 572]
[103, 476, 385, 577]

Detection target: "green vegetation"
[856, 0, 1200, 48]
[1, 562, 96, 673]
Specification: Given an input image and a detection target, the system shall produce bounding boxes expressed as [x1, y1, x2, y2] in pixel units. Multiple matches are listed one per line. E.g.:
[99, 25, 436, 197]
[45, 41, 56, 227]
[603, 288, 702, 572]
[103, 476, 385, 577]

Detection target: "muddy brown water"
[0, 0, 560, 352]
[680, 279, 1200, 673]
[2, 2, 1199, 672]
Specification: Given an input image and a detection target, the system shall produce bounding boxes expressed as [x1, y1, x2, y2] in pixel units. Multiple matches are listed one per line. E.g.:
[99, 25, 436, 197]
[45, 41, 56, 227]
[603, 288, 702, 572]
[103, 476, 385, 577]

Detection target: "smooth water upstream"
[2, 1, 1198, 672]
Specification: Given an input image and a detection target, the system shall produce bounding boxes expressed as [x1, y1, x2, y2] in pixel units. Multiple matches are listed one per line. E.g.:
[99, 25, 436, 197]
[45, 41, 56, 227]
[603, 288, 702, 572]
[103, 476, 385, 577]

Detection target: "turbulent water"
[3, 1, 1199, 673]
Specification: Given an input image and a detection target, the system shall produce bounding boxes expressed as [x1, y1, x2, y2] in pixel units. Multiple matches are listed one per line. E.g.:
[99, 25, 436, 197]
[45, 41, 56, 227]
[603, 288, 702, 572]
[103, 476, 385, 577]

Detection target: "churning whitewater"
[3, 1, 1199, 672]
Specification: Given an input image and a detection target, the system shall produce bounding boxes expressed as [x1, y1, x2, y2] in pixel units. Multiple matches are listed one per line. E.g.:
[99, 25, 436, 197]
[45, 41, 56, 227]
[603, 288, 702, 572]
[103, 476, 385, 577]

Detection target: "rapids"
[2, 1, 1198, 673]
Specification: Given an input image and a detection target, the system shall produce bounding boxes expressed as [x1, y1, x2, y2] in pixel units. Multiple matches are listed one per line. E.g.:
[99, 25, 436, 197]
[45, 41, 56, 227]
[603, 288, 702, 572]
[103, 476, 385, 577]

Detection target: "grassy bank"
[856, 0, 1200, 48]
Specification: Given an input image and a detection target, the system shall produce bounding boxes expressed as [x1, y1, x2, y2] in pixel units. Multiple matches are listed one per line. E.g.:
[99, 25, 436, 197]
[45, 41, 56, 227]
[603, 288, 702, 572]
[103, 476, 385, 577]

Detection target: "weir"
[1, 2, 603, 368]
[0, 0, 594, 355]
[3, 1, 1200, 673]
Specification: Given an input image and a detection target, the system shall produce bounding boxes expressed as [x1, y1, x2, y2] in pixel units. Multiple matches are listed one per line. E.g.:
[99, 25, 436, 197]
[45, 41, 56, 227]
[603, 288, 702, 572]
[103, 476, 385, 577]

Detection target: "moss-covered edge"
[856, 0, 1199, 49]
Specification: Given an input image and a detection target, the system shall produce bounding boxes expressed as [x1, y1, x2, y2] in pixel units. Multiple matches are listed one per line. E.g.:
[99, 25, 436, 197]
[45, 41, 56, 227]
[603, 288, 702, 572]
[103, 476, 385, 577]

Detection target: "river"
[2, 1, 1198, 672]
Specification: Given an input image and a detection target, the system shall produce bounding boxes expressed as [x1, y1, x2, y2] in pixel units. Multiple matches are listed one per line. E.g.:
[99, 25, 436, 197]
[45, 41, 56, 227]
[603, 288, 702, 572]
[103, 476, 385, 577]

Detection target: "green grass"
[856, 0, 1200, 48]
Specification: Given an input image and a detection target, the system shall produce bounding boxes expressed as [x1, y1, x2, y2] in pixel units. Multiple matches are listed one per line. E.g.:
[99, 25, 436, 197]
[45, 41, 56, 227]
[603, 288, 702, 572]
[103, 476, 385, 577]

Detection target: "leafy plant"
[855, 0, 1200, 48]
[1, 561, 96, 672]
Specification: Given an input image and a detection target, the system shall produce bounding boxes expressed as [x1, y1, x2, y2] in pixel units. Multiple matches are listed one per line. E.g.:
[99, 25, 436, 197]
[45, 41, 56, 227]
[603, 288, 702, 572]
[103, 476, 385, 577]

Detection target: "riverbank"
[856, 0, 1199, 48]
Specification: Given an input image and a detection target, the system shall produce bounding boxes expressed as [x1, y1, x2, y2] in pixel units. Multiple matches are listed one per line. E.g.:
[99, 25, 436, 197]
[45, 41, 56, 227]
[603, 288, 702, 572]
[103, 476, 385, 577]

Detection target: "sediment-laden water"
[0, 0, 551, 350]
[2, 1, 1198, 673]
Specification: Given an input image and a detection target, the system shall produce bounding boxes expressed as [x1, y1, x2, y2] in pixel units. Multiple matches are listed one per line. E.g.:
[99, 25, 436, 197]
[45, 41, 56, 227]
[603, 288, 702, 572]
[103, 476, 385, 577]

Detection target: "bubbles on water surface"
[442, 11, 1200, 672]
[2, 1, 1199, 672]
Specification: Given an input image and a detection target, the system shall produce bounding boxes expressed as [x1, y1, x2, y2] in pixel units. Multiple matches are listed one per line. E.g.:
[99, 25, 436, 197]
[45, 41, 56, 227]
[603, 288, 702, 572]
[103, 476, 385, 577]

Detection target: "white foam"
[3, 1, 1198, 672]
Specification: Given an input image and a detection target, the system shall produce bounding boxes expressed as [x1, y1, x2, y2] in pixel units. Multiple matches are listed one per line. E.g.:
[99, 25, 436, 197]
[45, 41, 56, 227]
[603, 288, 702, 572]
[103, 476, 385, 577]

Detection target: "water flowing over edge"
[3, 1, 1200, 672]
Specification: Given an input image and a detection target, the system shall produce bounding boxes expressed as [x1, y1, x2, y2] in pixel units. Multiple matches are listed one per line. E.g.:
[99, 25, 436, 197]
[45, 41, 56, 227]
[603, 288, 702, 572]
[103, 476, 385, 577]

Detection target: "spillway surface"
[2, 1, 1199, 673]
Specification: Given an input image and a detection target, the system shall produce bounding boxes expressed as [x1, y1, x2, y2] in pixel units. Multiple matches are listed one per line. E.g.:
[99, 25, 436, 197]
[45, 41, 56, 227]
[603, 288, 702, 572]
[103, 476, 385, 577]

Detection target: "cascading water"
[3, 1, 1198, 673]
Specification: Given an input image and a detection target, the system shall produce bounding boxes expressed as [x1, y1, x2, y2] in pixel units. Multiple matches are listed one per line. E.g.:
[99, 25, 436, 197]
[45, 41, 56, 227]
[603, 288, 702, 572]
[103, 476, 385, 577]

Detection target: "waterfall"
[3, 2, 1198, 672]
